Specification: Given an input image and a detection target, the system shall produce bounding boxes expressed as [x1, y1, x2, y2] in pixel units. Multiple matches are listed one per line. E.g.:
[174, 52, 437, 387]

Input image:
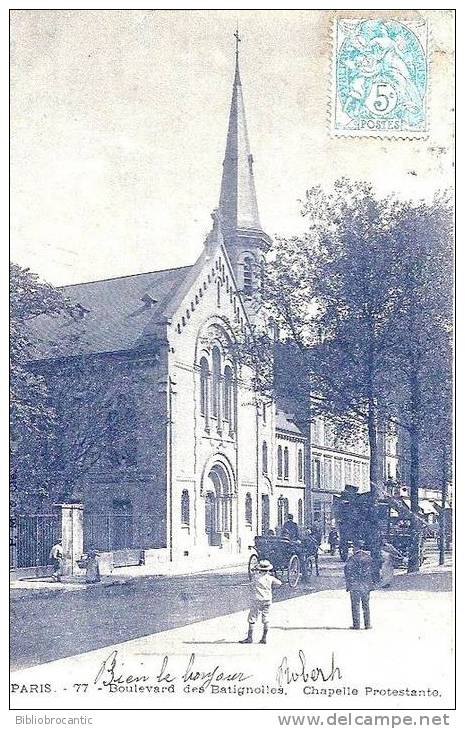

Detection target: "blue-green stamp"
[332, 19, 428, 136]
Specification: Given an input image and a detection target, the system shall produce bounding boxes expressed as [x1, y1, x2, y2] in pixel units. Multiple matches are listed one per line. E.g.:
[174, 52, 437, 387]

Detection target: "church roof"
[218, 40, 266, 240]
[28, 265, 192, 360]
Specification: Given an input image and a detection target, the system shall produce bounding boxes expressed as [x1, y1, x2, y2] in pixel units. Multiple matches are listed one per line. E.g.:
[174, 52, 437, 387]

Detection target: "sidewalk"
[10, 561, 248, 598]
[11, 564, 453, 711]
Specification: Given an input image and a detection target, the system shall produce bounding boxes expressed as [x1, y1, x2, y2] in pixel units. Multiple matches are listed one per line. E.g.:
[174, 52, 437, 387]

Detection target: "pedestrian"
[83, 550, 101, 583]
[281, 513, 299, 541]
[344, 539, 374, 630]
[379, 542, 403, 587]
[328, 526, 339, 555]
[310, 519, 322, 547]
[240, 559, 282, 644]
[49, 539, 64, 582]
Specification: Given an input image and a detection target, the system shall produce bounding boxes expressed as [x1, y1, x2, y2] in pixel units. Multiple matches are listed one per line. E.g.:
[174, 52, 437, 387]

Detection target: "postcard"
[9, 8, 455, 718]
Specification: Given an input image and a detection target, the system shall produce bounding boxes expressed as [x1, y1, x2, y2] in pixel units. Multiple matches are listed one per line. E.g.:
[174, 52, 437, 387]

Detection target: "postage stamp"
[331, 19, 428, 137]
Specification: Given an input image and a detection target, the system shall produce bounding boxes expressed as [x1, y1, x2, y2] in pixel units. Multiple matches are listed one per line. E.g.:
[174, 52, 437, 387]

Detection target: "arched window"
[245, 492, 252, 526]
[262, 402, 266, 424]
[284, 447, 289, 480]
[278, 497, 289, 527]
[298, 450, 304, 481]
[243, 257, 253, 295]
[212, 347, 221, 419]
[277, 445, 283, 479]
[107, 395, 137, 467]
[262, 441, 268, 474]
[224, 365, 233, 424]
[298, 498, 303, 525]
[200, 357, 209, 419]
[181, 490, 190, 526]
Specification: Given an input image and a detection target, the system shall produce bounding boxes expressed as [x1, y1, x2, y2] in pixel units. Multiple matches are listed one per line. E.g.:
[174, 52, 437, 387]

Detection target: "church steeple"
[218, 31, 271, 289]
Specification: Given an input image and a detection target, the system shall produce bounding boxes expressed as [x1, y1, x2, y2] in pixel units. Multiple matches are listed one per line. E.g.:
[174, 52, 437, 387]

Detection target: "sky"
[10, 9, 454, 286]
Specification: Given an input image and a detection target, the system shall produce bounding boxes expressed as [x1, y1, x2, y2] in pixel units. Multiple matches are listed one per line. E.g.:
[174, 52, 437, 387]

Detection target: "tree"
[10, 263, 69, 509]
[29, 358, 139, 503]
[239, 180, 453, 573]
[260, 180, 404, 496]
[390, 196, 453, 570]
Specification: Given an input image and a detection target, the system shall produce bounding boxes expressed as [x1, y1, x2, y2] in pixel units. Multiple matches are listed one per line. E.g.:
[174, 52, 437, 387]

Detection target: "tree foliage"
[240, 179, 453, 538]
[10, 263, 140, 510]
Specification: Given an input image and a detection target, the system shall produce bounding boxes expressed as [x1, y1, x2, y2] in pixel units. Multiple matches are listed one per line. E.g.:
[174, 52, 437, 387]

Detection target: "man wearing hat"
[344, 539, 374, 630]
[240, 560, 282, 644]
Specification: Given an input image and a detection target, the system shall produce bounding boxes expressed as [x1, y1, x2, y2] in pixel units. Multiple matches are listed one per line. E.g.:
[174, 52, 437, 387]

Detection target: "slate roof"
[275, 406, 305, 437]
[28, 265, 193, 360]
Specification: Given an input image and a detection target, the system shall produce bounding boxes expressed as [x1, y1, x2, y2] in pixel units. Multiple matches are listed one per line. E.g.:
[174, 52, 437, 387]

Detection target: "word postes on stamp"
[332, 19, 428, 137]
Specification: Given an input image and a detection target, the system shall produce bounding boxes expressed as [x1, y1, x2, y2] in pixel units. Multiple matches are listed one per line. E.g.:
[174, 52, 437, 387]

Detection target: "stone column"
[57, 503, 84, 576]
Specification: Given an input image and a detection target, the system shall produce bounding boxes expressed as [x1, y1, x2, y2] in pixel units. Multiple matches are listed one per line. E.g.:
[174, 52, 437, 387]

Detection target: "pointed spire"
[219, 31, 268, 244]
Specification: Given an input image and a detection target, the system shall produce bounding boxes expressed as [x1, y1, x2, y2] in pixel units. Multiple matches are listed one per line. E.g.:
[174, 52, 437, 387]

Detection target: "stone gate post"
[57, 503, 84, 576]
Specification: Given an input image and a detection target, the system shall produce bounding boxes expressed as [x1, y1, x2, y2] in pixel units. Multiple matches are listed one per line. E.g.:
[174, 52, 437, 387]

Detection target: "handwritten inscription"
[94, 650, 252, 692]
[276, 651, 342, 687]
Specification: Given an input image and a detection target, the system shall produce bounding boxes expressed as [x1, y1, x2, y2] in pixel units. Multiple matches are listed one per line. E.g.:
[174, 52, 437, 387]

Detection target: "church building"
[31, 43, 375, 570]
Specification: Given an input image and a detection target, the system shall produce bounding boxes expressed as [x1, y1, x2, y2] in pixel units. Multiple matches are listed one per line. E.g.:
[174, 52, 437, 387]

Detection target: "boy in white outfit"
[240, 559, 282, 644]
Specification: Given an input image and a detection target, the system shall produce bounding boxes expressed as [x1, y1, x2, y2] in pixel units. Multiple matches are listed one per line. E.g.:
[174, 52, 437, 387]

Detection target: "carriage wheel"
[304, 556, 313, 582]
[288, 554, 301, 588]
[248, 553, 259, 580]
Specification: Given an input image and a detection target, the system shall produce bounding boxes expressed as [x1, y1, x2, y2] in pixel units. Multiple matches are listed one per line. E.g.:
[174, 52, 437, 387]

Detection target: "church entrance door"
[204, 463, 233, 547]
[205, 491, 217, 546]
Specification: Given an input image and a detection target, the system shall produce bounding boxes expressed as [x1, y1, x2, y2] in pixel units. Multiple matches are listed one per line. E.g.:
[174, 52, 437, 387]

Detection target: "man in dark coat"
[281, 513, 299, 541]
[344, 540, 374, 629]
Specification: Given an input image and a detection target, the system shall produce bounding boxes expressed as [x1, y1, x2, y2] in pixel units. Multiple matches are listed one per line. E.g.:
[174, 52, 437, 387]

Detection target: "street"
[10, 552, 452, 672]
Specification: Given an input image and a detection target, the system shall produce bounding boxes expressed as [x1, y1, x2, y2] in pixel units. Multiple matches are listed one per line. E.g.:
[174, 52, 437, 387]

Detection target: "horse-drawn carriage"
[248, 534, 318, 587]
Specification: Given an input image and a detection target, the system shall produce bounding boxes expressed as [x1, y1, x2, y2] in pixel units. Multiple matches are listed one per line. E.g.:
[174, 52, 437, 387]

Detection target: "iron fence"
[10, 513, 61, 568]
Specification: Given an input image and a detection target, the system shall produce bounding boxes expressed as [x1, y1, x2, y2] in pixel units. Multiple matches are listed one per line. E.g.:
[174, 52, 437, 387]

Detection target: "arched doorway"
[204, 463, 233, 547]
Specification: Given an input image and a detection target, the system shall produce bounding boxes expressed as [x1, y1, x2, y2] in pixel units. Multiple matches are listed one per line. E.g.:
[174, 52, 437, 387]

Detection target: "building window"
[200, 357, 209, 418]
[224, 365, 233, 424]
[277, 445, 283, 479]
[334, 458, 342, 490]
[243, 257, 253, 295]
[107, 396, 137, 467]
[262, 441, 268, 474]
[344, 459, 352, 486]
[283, 447, 289, 480]
[261, 494, 270, 534]
[313, 459, 321, 488]
[245, 493, 252, 526]
[211, 347, 221, 419]
[217, 280, 221, 307]
[262, 402, 266, 424]
[278, 496, 289, 527]
[298, 498, 303, 525]
[298, 450, 303, 481]
[324, 457, 333, 490]
[181, 490, 190, 526]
